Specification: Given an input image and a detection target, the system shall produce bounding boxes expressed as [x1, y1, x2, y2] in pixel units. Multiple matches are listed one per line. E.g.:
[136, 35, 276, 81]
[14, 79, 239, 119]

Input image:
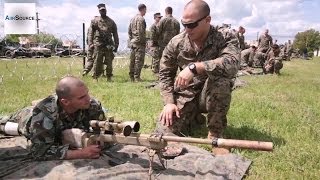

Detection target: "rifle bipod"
[145, 148, 166, 180]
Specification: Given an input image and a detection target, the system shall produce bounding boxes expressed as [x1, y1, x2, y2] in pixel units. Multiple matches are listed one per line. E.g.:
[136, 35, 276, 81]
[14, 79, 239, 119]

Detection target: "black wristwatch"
[188, 63, 197, 75]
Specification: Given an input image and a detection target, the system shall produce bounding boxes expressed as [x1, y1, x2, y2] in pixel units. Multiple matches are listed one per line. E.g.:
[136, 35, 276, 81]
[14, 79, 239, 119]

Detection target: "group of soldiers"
[240, 29, 293, 75]
[0, 0, 292, 162]
[82, 3, 181, 82]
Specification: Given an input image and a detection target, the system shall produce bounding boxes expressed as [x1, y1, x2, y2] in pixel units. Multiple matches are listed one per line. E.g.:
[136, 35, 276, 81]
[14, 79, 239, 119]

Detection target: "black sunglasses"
[181, 15, 208, 29]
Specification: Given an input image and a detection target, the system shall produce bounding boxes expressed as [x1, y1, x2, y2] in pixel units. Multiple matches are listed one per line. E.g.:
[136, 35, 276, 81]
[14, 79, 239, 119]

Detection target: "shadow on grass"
[191, 124, 286, 148]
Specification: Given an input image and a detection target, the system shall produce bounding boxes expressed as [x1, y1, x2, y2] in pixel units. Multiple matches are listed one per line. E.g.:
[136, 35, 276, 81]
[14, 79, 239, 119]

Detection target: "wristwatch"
[188, 63, 197, 75]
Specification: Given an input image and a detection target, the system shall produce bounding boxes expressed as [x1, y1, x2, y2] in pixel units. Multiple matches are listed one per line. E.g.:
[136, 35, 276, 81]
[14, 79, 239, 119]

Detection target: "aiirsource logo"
[4, 3, 36, 34]
[5, 15, 35, 21]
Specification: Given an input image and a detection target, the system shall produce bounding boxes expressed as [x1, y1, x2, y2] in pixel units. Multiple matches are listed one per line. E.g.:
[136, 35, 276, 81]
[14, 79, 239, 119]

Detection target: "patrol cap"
[154, 12, 162, 19]
[97, 3, 106, 10]
[272, 44, 279, 49]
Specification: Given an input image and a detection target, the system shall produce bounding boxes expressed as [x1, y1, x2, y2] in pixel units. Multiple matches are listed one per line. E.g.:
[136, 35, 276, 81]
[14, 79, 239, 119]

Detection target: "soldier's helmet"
[97, 3, 106, 10]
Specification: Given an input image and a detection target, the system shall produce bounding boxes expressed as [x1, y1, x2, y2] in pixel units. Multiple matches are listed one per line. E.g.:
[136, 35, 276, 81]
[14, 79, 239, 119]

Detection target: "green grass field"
[0, 56, 319, 179]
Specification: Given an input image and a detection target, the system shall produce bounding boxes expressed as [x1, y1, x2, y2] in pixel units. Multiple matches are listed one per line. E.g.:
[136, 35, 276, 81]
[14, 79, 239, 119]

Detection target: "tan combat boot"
[208, 131, 230, 156]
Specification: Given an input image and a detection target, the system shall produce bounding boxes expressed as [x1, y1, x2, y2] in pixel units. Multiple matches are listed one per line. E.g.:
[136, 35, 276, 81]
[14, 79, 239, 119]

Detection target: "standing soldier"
[158, 6, 180, 56]
[128, 4, 147, 82]
[150, 13, 162, 76]
[236, 26, 246, 50]
[257, 29, 273, 53]
[87, 3, 119, 81]
[285, 40, 293, 60]
[83, 26, 94, 76]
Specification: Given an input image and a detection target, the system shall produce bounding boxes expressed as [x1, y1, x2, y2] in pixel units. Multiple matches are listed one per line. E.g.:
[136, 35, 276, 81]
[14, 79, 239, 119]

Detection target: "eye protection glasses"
[181, 15, 208, 29]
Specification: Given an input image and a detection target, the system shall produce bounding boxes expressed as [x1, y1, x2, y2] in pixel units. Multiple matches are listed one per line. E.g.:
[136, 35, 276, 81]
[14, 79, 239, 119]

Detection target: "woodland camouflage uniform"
[0, 95, 105, 160]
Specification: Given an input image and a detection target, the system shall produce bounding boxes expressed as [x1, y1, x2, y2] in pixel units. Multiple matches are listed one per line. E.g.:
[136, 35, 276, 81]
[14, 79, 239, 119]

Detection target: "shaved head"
[56, 76, 86, 99]
[185, 0, 210, 18]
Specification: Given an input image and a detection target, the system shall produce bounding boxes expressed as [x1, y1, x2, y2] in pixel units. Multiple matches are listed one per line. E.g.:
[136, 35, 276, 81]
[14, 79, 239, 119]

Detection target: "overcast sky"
[1, 0, 319, 46]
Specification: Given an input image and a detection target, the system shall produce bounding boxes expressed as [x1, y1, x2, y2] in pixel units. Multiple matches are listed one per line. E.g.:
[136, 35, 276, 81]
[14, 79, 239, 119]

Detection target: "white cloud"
[1, 0, 320, 44]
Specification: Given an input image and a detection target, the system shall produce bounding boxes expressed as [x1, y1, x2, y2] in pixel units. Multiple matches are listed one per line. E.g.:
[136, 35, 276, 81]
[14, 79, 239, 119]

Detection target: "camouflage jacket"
[128, 14, 146, 47]
[241, 48, 255, 63]
[88, 16, 119, 49]
[27, 95, 105, 160]
[266, 50, 282, 64]
[236, 32, 245, 50]
[150, 22, 160, 46]
[258, 34, 273, 50]
[159, 25, 240, 106]
[158, 15, 180, 48]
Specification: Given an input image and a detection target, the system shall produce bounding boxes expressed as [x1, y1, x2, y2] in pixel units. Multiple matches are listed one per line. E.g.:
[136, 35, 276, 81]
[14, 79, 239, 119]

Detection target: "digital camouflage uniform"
[157, 25, 240, 137]
[158, 14, 180, 54]
[0, 95, 105, 160]
[236, 32, 246, 50]
[264, 50, 283, 74]
[150, 22, 161, 74]
[257, 34, 273, 53]
[240, 48, 255, 67]
[128, 14, 146, 80]
[253, 51, 267, 68]
[88, 16, 119, 79]
[285, 42, 293, 59]
[83, 26, 95, 75]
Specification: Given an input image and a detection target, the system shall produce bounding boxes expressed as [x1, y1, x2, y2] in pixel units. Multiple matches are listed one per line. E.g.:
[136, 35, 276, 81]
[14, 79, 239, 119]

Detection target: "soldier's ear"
[60, 98, 71, 106]
[206, 16, 211, 24]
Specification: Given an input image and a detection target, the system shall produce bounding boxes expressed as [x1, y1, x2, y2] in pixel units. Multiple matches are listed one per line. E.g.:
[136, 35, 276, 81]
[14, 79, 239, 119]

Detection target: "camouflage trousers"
[264, 59, 283, 74]
[253, 52, 266, 67]
[257, 47, 269, 53]
[150, 46, 161, 75]
[83, 47, 95, 74]
[92, 46, 115, 78]
[129, 45, 145, 79]
[156, 79, 232, 138]
[0, 107, 33, 137]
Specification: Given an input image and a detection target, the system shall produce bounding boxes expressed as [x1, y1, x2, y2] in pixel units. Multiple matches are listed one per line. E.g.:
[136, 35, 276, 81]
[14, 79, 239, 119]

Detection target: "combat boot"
[134, 77, 143, 82]
[130, 77, 135, 82]
[208, 131, 230, 156]
[107, 77, 113, 82]
[82, 70, 88, 76]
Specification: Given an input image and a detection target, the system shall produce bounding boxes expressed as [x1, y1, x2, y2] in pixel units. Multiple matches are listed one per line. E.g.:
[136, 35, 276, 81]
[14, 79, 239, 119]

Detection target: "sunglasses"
[181, 15, 208, 29]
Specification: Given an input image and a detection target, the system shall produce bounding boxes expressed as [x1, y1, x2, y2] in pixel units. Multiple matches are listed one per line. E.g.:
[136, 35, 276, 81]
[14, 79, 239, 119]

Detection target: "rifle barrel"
[162, 136, 273, 151]
[87, 133, 273, 151]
